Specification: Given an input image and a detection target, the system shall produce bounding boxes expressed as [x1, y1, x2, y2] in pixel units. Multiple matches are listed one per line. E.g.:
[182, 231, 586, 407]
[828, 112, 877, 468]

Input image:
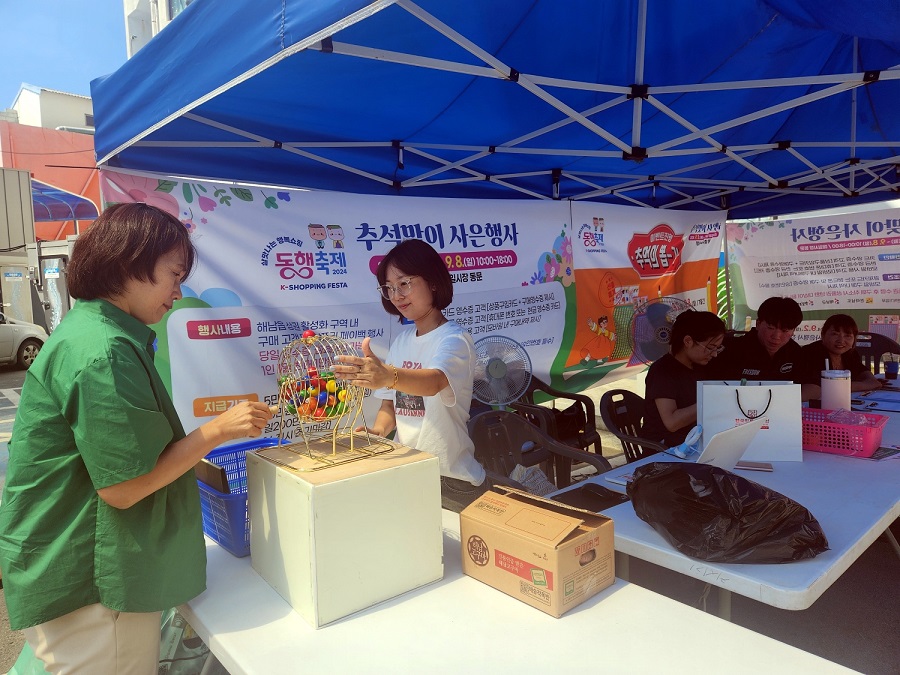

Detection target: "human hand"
[208, 400, 274, 442]
[333, 337, 391, 388]
[587, 318, 597, 331]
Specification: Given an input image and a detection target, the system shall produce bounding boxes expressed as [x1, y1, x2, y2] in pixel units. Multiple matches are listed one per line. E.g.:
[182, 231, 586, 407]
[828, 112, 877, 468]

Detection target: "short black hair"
[669, 310, 726, 354]
[375, 239, 453, 318]
[756, 296, 802, 330]
[67, 203, 195, 300]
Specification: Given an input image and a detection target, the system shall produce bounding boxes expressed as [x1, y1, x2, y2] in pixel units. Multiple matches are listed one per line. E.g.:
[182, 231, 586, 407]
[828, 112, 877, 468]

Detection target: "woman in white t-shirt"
[334, 239, 488, 511]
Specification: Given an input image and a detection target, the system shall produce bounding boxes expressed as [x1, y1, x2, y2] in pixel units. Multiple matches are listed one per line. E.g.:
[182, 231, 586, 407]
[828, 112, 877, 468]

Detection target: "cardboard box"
[247, 440, 443, 628]
[460, 489, 614, 617]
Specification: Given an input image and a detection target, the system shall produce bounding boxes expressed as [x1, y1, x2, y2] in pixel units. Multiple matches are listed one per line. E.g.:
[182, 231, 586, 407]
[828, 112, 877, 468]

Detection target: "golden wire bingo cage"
[262, 330, 393, 470]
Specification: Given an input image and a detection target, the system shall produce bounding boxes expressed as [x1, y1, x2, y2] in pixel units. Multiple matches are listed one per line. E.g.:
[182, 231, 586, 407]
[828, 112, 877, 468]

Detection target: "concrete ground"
[0, 371, 897, 673]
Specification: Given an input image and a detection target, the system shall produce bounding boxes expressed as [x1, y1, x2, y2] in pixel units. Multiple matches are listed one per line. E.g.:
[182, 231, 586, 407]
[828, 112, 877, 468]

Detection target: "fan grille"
[473, 335, 532, 405]
[629, 297, 694, 365]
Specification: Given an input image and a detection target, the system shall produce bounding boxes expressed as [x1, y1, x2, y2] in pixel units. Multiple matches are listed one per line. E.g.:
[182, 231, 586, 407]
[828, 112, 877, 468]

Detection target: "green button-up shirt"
[0, 299, 205, 630]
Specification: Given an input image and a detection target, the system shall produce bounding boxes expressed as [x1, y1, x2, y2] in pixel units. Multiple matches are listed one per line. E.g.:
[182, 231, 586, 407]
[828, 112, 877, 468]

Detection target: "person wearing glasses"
[333, 239, 488, 512]
[641, 310, 726, 447]
[711, 296, 806, 385]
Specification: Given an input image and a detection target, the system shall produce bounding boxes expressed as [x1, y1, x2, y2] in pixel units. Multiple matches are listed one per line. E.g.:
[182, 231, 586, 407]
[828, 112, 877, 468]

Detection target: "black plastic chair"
[468, 410, 611, 492]
[511, 376, 603, 456]
[598, 389, 665, 463]
[854, 332, 900, 374]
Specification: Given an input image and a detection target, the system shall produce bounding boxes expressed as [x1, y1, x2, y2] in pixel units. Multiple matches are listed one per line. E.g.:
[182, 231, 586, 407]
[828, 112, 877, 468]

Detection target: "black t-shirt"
[711, 329, 803, 382]
[642, 353, 705, 447]
[798, 341, 868, 385]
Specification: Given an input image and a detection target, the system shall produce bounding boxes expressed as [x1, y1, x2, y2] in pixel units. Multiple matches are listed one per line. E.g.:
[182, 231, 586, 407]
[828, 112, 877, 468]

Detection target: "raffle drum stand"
[262, 333, 393, 470]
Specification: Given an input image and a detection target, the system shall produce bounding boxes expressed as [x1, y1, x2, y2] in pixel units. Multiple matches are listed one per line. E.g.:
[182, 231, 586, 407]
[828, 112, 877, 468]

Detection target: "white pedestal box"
[246, 441, 443, 628]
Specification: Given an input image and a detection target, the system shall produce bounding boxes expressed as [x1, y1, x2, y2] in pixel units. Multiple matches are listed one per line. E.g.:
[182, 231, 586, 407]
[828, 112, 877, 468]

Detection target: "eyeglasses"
[697, 340, 725, 355]
[376, 276, 419, 300]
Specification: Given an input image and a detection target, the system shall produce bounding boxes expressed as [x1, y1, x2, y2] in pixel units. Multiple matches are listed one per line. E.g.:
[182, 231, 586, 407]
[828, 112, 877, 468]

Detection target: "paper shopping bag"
[696, 380, 802, 462]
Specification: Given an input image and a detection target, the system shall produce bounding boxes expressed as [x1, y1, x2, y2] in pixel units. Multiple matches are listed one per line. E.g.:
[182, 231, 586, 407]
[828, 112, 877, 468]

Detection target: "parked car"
[0, 313, 47, 369]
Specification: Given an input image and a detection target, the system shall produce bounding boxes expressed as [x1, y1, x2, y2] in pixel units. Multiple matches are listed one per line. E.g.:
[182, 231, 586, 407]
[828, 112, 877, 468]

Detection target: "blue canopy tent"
[31, 179, 99, 225]
[91, 0, 900, 218]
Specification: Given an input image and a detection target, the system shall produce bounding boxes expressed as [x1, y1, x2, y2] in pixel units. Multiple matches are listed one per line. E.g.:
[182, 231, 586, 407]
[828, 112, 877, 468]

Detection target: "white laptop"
[605, 416, 766, 486]
[694, 415, 766, 469]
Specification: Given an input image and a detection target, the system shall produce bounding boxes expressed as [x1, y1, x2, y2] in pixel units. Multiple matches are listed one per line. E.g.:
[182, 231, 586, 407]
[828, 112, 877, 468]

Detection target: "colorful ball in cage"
[275, 332, 365, 427]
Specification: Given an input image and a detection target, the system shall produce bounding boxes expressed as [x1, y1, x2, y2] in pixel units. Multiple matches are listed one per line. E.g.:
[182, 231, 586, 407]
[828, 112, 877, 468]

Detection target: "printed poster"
[725, 207, 900, 344]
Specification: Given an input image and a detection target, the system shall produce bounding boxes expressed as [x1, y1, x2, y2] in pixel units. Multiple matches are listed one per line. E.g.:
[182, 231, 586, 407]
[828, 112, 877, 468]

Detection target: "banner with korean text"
[724, 206, 900, 345]
[566, 202, 722, 392]
[101, 170, 723, 438]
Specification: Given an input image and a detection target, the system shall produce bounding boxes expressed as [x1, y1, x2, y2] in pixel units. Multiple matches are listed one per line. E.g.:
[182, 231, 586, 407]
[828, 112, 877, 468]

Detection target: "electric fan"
[473, 335, 533, 407]
[628, 297, 694, 365]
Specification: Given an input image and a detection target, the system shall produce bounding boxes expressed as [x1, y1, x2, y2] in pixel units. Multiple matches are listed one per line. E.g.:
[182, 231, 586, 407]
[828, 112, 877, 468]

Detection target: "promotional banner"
[101, 170, 723, 437]
[101, 171, 573, 436]
[568, 202, 723, 392]
[725, 206, 900, 344]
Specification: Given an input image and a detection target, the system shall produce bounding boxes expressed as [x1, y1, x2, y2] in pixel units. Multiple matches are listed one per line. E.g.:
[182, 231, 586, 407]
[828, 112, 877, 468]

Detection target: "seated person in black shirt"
[711, 296, 814, 391]
[799, 314, 881, 396]
[642, 311, 725, 447]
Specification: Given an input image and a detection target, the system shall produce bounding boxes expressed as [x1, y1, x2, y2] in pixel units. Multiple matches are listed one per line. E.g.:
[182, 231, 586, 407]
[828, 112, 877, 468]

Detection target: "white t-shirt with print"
[376, 320, 485, 485]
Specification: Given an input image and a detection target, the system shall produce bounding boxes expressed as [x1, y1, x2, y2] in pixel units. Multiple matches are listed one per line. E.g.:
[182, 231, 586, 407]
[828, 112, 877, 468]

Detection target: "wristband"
[387, 364, 399, 390]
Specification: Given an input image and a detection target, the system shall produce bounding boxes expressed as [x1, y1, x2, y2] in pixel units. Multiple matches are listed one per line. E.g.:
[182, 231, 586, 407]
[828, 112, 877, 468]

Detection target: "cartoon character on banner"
[581, 315, 617, 367]
[308, 223, 327, 250]
[579, 270, 618, 367]
[327, 224, 345, 249]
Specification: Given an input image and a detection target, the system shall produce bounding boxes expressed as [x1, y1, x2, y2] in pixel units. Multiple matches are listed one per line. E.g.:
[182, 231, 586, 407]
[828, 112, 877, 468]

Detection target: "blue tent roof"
[91, 0, 900, 218]
[31, 179, 99, 222]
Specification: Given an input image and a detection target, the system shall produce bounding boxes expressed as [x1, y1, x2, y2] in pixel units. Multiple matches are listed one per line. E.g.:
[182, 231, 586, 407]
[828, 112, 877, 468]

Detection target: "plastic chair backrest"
[468, 409, 611, 491]
[518, 376, 602, 454]
[599, 389, 662, 463]
[854, 332, 900, 374]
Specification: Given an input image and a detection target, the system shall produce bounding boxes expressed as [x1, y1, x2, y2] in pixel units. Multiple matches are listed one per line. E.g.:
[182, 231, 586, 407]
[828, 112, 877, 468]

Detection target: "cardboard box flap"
[464, 489, 587, 547]
[505, 505, 584, 547]
[483, 486, 611, 527]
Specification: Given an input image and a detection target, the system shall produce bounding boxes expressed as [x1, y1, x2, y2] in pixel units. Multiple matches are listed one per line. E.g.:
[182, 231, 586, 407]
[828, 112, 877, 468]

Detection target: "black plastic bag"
[626, 462, 829, 563]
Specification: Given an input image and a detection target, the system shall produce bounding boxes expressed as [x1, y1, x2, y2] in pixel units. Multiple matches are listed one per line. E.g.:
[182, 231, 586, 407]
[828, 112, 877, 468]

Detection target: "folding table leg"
[717, 588, 732, 621]
[615, 550, 630, 581]
[884, 527, 900, 561]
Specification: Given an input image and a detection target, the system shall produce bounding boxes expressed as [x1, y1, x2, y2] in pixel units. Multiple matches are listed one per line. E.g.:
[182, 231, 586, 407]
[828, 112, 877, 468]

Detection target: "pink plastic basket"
[801, 409, 888, 458]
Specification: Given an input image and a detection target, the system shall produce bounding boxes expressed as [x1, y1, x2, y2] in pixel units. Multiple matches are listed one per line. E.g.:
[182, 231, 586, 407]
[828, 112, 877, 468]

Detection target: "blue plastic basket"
[197, 438, 280, 557]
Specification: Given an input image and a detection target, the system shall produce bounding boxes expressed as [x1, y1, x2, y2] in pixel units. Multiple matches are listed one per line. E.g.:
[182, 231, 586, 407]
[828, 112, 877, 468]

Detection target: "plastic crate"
[197, 438, 280, 557]
[801, 409, 888, 458]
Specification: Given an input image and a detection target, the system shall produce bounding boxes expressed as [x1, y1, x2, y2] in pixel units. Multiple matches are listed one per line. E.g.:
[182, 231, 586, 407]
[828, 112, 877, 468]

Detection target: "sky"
[0, 0, 127, 107]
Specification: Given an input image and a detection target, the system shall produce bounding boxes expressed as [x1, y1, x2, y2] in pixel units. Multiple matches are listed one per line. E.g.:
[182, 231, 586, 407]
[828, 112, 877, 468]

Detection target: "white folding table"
[565, 406, 900, 619]
[180, 511, 851, 675]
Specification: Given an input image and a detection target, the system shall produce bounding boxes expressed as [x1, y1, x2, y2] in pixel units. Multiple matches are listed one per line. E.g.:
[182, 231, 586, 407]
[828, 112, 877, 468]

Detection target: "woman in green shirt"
[0, 203, 273, 674]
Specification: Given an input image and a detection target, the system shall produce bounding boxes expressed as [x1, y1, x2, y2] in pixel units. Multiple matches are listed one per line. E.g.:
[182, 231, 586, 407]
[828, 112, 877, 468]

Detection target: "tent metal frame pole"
[631, 0, 648, 149]
[649, 80, 865, 154]
[785, 147, 851, 194]
[396, 0, 631, 152]
[850, 37, 859, 193]
[401, 97, 627, 187]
